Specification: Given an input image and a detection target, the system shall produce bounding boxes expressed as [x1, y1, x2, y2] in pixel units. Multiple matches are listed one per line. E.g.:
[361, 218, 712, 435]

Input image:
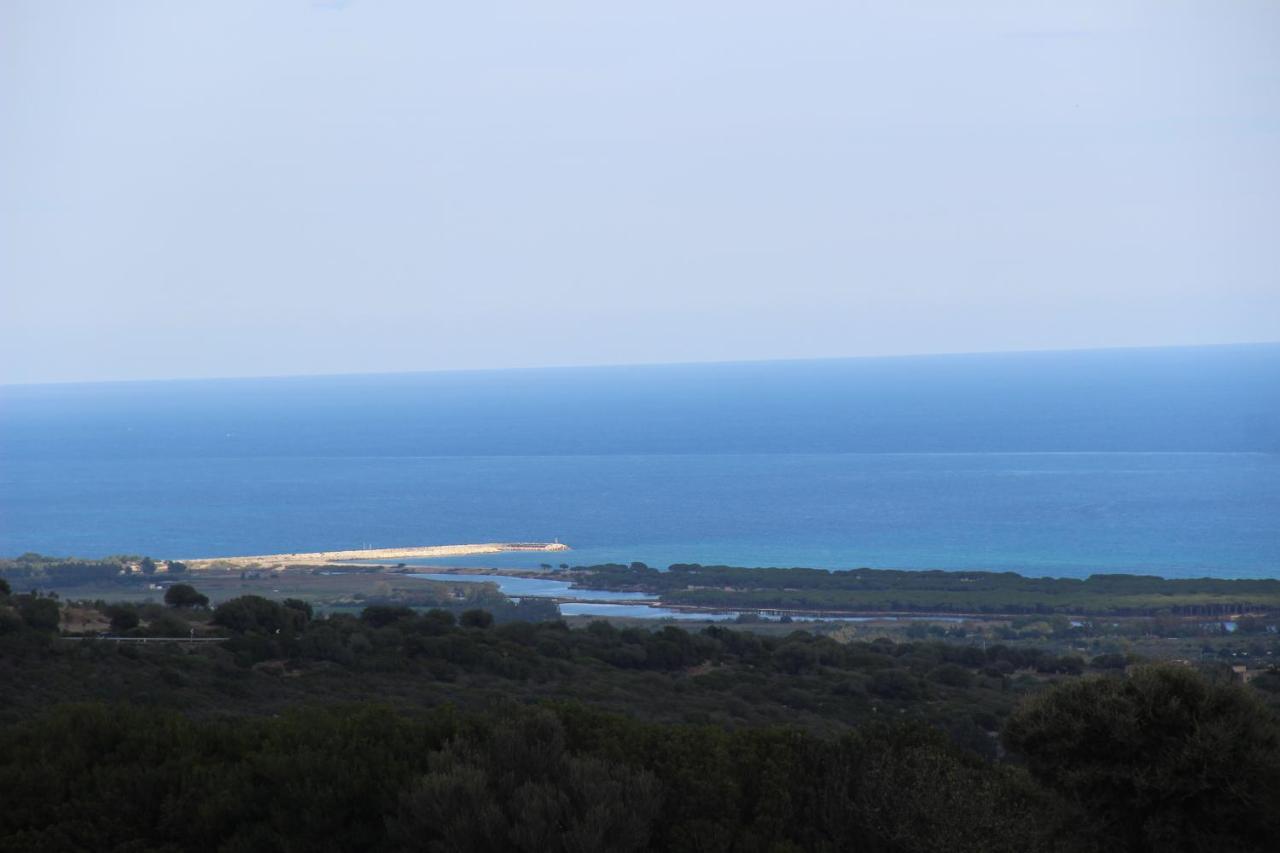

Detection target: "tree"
[389, 711, 661, 852]
[166, 561, 187, 575]
[164, 583, 209, 609]
[139, 557, 157, 576]
[423, 609, 456, 630]
[848, 724, 1043, 853]
[283, 598, 313, 621]
[147, 612, 190, 638]
[460, 609, 493, 629]
[0, 608, 22, 635]
[105, 605, 140, 633]
[929, 663, 974, 688]
[212, 595, 303, 634]
[1003, 664, 1280, 851]
[32, 562, 119, 587]
[361, 605, 415, 629]
[17, 596, 60, 632]
[0, 577, 10, 598]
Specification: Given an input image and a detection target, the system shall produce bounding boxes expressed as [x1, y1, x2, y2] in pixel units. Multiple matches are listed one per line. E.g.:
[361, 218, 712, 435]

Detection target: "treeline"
[3, 583, 1280, 850]
[0, 589, 1130, 749]
[0, 559, 124, 586]
[2, 666, 1279, 852]
[571, 563, 1280, 616]
[0, 702, 1037, 852]
[210, 595, 1094, 682]
[7, 587, 1279, 759]
[0, 553, 185, 588]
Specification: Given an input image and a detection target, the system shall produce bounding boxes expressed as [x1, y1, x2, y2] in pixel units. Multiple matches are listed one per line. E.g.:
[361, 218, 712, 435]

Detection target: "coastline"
[184, 541, 568, 570]
[407, 564, 1280, 621]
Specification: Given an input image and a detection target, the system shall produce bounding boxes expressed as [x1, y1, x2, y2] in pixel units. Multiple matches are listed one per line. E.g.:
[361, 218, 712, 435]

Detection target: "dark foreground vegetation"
[573, 562, 1280, 617]
[7, 671, 1274, 853]
[3, 576, 1280, 851]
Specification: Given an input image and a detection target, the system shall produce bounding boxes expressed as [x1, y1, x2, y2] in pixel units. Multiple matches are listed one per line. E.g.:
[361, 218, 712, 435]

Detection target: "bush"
[147, 613, 190, 638]
[389, 711, 662, 852]
[1003, 664, 1280, 851]
[105, 605, 140, 633]
[460, 609, 494, 629]
[212, 596, 303, 634]
[18, 596, 61, 632]
[0, 608, 23, 635]
[929, 663, 974, 688]
[360, 605, 414, 629]
[164, 583, 209, 608]
[423, 609, 456, 630]
[869, 669, 927, 701]
[283, 598, 313, 621]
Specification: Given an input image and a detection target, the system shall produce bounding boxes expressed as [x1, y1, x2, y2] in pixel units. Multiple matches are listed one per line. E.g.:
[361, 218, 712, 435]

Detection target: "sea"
[1, 344, 1277, 580]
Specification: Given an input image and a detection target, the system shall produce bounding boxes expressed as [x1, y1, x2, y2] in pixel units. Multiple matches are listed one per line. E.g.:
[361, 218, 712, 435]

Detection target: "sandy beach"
[185, 541, 569, 570]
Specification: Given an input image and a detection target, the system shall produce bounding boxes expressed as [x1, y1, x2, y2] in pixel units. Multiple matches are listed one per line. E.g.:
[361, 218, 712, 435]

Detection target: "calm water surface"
[408, 572, 655, 601]
[3, 346, 1277, 579]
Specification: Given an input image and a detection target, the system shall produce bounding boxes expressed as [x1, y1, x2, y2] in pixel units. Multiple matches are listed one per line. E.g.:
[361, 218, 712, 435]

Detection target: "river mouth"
[407, 571, 747, 620]
[407, 571, 657, 602]
[404, 571, 977, 622]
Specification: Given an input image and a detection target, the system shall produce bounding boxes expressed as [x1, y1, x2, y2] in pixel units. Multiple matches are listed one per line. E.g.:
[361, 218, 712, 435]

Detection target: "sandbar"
[185, 541, 568, 570]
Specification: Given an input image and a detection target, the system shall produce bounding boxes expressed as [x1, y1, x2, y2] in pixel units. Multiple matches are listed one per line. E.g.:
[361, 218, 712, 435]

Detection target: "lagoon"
[407, 572, 655, 602]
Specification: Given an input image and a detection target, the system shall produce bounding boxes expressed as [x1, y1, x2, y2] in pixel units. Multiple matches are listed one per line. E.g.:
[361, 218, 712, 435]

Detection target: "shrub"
[869, 670, 927, 701]
[147, 613, 190, 638]
[283, 598, 313, 621]
[213, 595, 303, 634]
[18, 596, 61, 632]
[460, 609, 494, 629]
[164, 583, 209, 609]
[360, 605, 416, 629]
[105, 605, 140, 633]
[929, 663, 974, 688]
[0, 608, 23, 635]
[1004, 664, 1280, 850]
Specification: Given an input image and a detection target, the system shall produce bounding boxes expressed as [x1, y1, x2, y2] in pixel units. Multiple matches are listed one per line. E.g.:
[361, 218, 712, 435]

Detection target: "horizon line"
[3, 339, 1278, 390]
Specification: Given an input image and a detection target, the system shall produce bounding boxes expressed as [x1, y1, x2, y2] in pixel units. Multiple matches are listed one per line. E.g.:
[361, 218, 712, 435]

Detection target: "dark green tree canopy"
[282, 598, 313, 621]
[360, 605, 414, 629]
[460, 609, 494, 629]
[212, 595, 305, 634]
[164, 583, 209, 609]
[105, 605, 140, 633]
[148, 612, 190, 638]
[17, 595, 60, 632]
[1003, 665, 1280, 851]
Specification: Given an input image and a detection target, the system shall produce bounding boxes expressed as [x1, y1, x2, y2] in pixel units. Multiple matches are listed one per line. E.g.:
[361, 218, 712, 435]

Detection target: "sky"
[2, 1, 1278, 384]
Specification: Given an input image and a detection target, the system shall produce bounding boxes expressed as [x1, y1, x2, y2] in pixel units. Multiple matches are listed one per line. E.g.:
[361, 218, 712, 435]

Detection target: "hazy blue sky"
[2, 1, 1278, 383]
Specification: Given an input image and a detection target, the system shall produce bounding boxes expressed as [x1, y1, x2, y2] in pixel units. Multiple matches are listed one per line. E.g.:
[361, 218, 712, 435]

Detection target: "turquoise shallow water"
[2, 345, 1277, 578]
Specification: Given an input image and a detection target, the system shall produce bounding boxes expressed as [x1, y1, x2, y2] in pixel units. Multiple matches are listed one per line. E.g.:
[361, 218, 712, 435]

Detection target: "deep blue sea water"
[1, 345, 1277, 579]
